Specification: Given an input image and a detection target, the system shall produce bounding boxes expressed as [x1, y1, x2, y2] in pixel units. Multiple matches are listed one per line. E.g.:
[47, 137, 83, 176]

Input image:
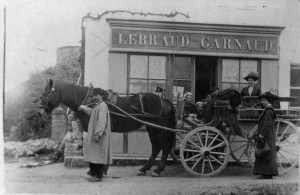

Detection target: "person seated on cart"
[195, 101, 204, 123]
[203, 87, 219, 103]
[240, 71, 262, 108]
[175, 92, 198, 128]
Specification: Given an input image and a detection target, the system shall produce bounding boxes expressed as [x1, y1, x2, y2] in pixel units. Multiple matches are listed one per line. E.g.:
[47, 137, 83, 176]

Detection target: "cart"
[107, 91, 300, 177]
[170, 94, 300, 177]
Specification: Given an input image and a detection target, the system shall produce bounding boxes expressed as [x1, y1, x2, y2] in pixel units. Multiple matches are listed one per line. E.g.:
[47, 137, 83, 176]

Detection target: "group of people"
[180, 71, 278, 179]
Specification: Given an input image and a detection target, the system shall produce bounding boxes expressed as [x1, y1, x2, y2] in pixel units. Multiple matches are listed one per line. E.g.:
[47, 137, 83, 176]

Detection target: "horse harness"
[108, 91, 170, 119]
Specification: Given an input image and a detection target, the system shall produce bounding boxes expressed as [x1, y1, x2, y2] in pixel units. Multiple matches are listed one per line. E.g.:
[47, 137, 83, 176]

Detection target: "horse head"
[39, 79, 60, 114]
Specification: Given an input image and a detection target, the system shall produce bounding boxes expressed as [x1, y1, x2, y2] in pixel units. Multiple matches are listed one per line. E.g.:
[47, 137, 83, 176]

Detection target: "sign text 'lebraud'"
[111, 29, 279, 56]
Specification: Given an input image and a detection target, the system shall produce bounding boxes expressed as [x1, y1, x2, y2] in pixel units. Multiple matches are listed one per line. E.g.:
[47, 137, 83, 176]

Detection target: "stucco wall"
[83, 0, 300, 98]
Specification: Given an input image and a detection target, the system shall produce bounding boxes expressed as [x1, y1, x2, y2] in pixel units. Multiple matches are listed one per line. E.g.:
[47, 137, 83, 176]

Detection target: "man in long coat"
[253, 92, 278, 179]
[79, 88, 112, 182]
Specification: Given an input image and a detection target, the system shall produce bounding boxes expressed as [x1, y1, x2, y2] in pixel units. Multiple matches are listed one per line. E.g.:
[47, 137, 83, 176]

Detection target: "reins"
[107, 102, 185, 133]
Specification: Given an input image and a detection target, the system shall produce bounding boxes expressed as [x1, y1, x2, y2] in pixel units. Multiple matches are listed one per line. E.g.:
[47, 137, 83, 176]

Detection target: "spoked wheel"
[180, 126, 230, 177]
[170, 131, 188, 163]
[247, 119, 300, 175]
[228, 133, 251, 167]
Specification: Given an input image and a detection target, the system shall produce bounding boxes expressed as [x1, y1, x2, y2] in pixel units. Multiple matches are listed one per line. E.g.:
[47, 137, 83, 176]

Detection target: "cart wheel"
[228, 133, 251, 167]
[247, 119, 300, 175]
[180, 126, 230, 177]
[170, 131, 187, 164]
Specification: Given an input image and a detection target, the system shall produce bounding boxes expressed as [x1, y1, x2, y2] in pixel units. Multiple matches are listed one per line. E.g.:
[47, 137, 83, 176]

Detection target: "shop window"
[290, 63, 300, 107]
[129, 55, 166, 96]
[221, 59, 260, 91]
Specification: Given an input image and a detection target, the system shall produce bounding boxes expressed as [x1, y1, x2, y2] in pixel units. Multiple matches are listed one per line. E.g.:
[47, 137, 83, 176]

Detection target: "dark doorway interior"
[195, 56, 218, 101]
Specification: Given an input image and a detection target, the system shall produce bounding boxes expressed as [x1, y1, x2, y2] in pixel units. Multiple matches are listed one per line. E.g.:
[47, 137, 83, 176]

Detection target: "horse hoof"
[137, 171, 146, 176]
[151, 172, 160, 177]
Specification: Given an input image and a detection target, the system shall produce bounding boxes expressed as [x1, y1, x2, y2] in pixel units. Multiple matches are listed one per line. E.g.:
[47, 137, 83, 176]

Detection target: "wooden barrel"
[51, 107, 67, 143]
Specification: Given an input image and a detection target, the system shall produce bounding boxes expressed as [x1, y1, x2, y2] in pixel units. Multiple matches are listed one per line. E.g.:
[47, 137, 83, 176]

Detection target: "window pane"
[149, 80, 166, 94]
[130, 55, 148, 78]
[173, 57, 192, 79]
[291, 68, 300, 87]
[149, 56, 166, 79]
[240, 60, 258, 83]
[222, 83, 239, 91]
[129, 79, 147, 93]
[222, 59, 239, 82]
[290, 89, 300, 107]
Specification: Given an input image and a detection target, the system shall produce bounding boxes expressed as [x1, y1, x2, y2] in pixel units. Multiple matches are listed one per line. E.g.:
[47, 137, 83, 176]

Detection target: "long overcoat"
[83, 101, 112, 164]
[253, 105, 278, 176]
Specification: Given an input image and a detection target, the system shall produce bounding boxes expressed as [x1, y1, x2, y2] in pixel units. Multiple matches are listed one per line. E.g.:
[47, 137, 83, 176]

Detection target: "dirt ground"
[2, 157, 300, 195]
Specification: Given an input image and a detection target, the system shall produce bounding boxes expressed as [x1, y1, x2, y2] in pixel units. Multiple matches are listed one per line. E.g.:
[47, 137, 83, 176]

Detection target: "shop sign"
[111, 29, 279, 58]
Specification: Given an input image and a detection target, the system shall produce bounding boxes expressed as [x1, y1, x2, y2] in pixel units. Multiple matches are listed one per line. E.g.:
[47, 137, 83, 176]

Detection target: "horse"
[39, 79, 176, 177]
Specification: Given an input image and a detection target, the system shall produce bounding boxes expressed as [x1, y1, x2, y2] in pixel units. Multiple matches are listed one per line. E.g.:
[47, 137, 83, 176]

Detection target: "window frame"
[220, 58, 261, 91]
[290, 63, 300, 108]
[127, 54, 168, 95]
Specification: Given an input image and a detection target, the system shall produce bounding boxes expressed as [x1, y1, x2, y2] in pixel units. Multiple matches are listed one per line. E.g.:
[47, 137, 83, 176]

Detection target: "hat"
[259, 92, 279, 102]
[93, 88, 106, 95]
[184, 92, 193, 99]
[244, 72, 260, 81]
[210, 87, 219, 94]
[196, 101, 203, 106]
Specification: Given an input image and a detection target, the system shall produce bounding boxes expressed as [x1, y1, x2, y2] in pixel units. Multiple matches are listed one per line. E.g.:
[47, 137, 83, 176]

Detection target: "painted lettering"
[264, 40, 273, 51]
[118, 33, 127, 44]
[161, 35, 169, 46]
[149, 35, 158, 46]
[139, 34, 147, 45]
[211, 38, 220, 49]
[244, 40, 252, 50]
[223, 37, 232, 50]
[254, 40, 261, 51]
[234, 39, 242, 50]
[200, 37, 210, 48]
[128, 34, 137, 45]
[181, 36, 189, 48]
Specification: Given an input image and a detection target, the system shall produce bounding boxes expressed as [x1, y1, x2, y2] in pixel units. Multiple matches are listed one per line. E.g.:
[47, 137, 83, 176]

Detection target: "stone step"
[64, 156, 88, 167]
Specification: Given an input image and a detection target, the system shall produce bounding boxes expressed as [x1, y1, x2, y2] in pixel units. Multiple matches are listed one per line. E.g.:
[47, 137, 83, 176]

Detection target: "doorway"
[195, 56, 218, 101]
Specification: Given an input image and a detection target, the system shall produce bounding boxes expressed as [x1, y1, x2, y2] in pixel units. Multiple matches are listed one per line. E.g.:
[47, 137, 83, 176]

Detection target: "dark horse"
[40, 79, 176, 177]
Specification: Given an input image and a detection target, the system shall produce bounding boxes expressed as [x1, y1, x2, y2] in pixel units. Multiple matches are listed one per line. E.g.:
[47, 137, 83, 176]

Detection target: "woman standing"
[241, 72, 262, 108]
[253, 92, 278, 179]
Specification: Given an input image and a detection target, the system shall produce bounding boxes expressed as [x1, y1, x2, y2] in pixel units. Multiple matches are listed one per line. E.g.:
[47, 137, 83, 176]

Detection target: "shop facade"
[82, 2, 300, 158]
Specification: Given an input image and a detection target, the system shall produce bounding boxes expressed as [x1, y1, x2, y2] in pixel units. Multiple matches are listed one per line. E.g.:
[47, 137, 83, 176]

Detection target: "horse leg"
[138, 141, 161, 176]
[151, 133, 174, 177]
[138, 129, 161, 176]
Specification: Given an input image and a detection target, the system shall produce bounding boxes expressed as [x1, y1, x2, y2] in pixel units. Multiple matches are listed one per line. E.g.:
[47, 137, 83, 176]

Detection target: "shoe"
[257, 175, 273, 179]
[83, 174, 94, 180]
[88, 176, 102, 182]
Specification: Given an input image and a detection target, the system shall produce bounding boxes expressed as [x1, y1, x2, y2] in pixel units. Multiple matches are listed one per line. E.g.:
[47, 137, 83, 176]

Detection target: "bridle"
[41, 84, 56, 112]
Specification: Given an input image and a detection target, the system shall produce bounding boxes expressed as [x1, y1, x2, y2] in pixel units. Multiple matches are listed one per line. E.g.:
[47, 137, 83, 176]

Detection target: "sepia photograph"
[1, 0, 300, 194]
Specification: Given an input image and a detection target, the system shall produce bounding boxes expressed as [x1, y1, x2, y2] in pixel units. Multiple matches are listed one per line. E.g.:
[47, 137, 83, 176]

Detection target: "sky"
[2, 0, 90, 92]
[1, 0, 191, 92]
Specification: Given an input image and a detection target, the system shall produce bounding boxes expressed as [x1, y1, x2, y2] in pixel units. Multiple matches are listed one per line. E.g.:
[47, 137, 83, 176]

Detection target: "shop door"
[172, 56, 194, 103]
[195, 56, 218, 101]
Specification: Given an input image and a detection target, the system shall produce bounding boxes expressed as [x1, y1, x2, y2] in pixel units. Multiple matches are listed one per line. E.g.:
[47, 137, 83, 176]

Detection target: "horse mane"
[53, 80, 89, 110]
